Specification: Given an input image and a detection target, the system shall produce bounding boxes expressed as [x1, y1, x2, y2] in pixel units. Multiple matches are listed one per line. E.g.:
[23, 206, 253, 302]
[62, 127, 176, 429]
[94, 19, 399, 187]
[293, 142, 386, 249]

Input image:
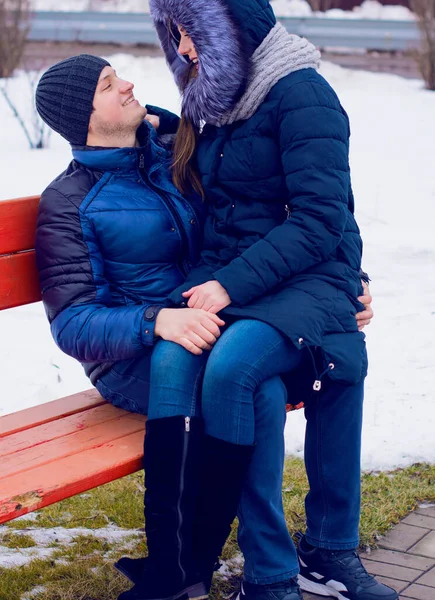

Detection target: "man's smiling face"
[88, 66, 147, 142]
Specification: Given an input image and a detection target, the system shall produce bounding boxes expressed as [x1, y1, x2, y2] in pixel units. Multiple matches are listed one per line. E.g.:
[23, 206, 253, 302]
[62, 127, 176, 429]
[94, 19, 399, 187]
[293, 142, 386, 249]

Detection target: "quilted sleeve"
[35, 187, 162, 362]
[146, 104, 180, 135]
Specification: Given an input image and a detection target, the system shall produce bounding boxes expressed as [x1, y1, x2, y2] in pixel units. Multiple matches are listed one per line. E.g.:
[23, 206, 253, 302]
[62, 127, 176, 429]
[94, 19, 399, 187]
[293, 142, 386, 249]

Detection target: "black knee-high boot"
[118, 416, 207, 600]
[116, 433, 254, 596]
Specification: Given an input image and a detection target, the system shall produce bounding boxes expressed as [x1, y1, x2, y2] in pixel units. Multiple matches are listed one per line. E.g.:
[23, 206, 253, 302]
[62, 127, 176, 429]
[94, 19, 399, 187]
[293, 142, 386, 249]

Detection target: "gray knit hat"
[35, 54, 111, 145]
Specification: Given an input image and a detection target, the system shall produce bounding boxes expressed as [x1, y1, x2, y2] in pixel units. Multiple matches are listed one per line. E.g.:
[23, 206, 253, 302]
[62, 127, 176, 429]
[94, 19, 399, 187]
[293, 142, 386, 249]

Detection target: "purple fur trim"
[150, 0, 250, 125]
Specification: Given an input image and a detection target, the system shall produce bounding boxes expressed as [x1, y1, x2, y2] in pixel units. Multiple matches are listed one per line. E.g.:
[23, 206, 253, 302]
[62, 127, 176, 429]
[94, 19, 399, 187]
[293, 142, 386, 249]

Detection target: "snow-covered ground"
[271, 0, 416, 20]
[1, 55, 434, 472]
[32, 0, 417, 21]
[32, 0, 151, 12]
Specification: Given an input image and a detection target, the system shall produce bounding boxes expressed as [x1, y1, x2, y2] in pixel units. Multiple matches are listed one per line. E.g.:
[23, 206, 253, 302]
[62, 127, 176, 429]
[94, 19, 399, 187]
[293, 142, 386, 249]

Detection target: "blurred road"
[21, 41, 421, 80]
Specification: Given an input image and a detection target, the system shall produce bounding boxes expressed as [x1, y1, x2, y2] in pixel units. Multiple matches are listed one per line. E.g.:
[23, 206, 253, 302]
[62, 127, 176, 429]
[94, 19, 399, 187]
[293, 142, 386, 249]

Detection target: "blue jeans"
[148, 320, 305, 445]
[96, 322, 364, 584]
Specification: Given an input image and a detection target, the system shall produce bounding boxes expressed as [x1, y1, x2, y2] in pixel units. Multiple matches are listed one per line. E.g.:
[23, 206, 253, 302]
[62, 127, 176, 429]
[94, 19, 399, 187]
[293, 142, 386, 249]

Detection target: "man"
[35, 55, 382, 600]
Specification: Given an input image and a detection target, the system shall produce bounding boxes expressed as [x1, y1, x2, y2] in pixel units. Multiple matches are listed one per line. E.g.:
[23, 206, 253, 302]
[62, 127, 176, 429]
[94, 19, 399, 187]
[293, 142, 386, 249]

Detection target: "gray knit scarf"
[212, 23, 321, 127]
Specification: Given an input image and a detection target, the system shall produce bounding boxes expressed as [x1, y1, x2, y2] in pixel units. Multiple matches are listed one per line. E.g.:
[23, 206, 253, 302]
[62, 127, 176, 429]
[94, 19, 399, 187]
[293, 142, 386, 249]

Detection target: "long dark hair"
[172, 114, 204, 198]
[167, 23, 204, 198]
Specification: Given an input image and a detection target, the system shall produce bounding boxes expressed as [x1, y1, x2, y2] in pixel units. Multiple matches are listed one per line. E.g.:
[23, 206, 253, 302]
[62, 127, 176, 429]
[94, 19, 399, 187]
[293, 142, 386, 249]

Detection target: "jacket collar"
[71, 121, 168, 172]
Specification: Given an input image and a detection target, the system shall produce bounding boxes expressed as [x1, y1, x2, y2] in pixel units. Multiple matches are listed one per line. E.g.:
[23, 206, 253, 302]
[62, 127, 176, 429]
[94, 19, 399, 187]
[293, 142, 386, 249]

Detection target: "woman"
[115, 1, 397, 600]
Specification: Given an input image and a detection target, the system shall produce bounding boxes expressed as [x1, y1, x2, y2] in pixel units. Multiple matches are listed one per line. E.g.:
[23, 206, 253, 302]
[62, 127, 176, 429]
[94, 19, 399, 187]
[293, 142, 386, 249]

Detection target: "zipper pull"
[285, 205, 291, 219]
[313, 364, 335, 392]
[139, 154, 145, 170]
[185, 417, 190, 432]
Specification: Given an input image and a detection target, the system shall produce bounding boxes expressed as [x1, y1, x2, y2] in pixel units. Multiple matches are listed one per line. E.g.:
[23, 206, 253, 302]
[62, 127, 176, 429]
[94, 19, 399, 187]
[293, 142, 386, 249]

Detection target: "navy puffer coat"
[35, 122, 203, 384]
[150, 0, 368, 386]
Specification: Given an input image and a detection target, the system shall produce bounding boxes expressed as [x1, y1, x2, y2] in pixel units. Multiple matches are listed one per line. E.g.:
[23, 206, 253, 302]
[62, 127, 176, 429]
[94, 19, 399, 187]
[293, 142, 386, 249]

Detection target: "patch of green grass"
[0, 531, 37, 548]
[2, 460, 435, 600]
[6, 472, 145, 531]
[0, 558, 130, 600]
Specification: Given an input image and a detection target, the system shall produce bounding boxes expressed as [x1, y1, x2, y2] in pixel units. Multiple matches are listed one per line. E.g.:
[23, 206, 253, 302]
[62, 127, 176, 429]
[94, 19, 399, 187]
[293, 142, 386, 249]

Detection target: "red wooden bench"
[0, 196, 146, 524]
[0, 195, 295, 525]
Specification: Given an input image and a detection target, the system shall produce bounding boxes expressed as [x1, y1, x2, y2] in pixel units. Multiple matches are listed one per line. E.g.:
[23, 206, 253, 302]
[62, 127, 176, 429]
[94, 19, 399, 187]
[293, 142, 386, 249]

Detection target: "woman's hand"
[155, 308, 225, 355]
[356, 281, 373, 331]
[182, 281, 231, 313]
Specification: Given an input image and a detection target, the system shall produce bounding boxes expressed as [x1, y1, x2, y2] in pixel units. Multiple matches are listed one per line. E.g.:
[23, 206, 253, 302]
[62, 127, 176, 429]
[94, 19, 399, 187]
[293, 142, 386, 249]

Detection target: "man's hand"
[155, 308, 225, 355]
[145, 114, 160, 130]
[356, 281, 373, 331]
[182, 281, 231, 314]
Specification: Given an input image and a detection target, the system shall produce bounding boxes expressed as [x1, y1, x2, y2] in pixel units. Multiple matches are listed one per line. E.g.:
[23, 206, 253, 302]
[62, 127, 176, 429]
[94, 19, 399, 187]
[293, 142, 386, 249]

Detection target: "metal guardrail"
[28, 11, 421, 52]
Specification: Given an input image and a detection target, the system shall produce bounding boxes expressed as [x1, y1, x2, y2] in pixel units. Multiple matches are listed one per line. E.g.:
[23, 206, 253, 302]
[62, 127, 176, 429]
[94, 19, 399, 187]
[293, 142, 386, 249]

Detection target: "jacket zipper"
[176, 416, 191, 582]
[138, 153, 190, 276]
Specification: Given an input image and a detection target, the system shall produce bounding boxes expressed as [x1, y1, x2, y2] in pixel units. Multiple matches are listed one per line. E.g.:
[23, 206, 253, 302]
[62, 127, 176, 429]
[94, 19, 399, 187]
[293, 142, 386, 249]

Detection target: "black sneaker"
[231, 579, 302, 600]
[297, 535, 398, 600]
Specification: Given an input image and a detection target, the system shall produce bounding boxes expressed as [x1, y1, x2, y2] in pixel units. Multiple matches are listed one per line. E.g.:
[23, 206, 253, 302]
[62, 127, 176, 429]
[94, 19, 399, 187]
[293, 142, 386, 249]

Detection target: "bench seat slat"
[0, 403, 143, 458]
[0, 389, 105, 438]
[0, 196, 40, 254]
[1, 412, 146, 479]
[0, 430, 144, 524]
[0, 251, 42, 310]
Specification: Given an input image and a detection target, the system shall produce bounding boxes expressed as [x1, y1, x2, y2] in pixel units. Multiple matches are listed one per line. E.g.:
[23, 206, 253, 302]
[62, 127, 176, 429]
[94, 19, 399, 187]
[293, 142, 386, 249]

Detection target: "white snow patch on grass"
[0, 525, 141, 568]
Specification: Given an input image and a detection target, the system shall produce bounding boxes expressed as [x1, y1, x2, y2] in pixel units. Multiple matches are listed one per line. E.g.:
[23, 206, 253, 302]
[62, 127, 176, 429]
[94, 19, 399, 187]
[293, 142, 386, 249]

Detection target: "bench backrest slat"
[0, 196, 40, 254]
[0, 251, 41, 310]
[0, 196, 42, 310]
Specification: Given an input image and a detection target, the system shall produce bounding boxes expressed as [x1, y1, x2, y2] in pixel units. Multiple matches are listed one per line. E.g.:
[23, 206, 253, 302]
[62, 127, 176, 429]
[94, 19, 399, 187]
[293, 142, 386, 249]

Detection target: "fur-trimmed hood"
[149, 0, 276, 125]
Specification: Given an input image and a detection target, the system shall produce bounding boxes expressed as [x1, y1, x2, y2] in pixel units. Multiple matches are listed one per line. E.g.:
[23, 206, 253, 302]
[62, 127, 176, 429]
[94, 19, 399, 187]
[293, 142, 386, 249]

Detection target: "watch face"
[145, 307, 157, 320]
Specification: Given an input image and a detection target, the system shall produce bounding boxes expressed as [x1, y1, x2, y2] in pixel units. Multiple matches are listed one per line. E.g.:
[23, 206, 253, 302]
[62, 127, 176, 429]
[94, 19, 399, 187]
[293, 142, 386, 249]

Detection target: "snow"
[271, 0, 416, 19]
[31, 0, 417, 21]
[0, 525, 141, 568]
[271, 0, 313, 17]
[1, 55, 434, 472]
[270, 0, 416, 19]
[32, 0, 151, 12]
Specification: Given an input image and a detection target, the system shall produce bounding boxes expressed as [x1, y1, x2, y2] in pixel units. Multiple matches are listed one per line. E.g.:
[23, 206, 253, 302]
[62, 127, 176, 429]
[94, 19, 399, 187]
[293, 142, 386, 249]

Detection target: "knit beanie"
[35, 54, 111, 146]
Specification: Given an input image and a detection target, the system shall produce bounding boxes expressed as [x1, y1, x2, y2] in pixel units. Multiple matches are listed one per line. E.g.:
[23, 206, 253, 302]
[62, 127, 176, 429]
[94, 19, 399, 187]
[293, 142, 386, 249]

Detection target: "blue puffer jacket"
[35, 122, 203, 384]
[150, 0, 368, 387]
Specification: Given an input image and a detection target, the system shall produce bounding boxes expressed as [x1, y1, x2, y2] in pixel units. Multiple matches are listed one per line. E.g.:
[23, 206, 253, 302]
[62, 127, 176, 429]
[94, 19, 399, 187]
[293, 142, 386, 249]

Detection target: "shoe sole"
[298, 575, 348, 599]
[138, 589, 208, 600]
[113, 561, 135, 583]
[113, 563, 208, 600]
[112, 570, 208, 600]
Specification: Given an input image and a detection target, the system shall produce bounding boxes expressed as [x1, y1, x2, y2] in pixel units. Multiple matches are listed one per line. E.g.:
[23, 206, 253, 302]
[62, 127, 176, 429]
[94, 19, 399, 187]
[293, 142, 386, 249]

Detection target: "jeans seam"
[235, 338, 287, 445]
[317, 396, 329, 542]
[190, 361, 206, 417]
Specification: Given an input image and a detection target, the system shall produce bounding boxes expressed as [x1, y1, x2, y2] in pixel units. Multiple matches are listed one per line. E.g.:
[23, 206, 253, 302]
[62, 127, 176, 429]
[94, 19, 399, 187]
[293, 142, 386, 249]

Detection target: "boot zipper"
[176, 417, 191, 582]
[138, 153, 191, 276]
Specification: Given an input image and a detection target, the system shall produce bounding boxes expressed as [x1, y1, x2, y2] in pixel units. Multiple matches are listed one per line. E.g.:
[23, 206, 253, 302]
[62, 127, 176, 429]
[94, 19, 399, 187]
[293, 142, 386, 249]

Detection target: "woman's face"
[177, 25, 199, 70]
